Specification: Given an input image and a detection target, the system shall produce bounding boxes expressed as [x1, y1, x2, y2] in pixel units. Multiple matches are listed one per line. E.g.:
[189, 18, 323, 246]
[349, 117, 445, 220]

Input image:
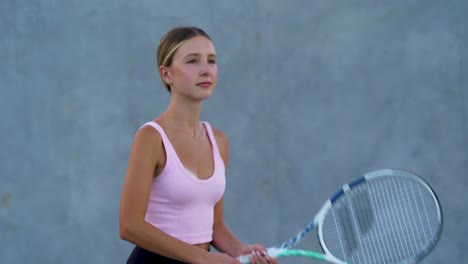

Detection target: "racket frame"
[238, 169, 442, 264]
[317, 169, 442, 264]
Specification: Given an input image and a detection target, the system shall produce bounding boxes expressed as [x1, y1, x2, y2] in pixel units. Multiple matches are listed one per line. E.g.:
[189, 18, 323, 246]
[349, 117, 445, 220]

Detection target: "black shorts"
[127, 246, 207, 264]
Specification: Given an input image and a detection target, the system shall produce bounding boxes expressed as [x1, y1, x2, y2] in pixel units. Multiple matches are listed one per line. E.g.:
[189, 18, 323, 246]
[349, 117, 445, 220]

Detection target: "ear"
[159, 65, 172, 86]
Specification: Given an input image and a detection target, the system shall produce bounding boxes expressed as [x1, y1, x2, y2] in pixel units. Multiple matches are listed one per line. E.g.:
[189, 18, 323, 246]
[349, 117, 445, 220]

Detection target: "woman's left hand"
[238, 244, 279, 264]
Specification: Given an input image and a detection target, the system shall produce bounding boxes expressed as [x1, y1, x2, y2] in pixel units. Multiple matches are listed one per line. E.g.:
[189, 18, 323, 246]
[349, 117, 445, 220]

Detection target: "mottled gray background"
[1, 0, 467, 263]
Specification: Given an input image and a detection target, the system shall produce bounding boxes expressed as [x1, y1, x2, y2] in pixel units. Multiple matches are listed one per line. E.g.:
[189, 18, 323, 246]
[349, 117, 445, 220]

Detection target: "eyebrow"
[183, 53, 216, 58]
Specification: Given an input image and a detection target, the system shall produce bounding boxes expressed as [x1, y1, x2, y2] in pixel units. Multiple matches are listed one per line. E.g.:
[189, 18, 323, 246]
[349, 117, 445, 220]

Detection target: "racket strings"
[322, 176, 441, 264]
[350, 182, 436, 263]
[360, 179, 436, 262]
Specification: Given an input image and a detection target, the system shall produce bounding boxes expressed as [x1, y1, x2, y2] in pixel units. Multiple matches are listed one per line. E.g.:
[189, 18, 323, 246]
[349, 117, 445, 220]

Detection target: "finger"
[250, 244, 266, 252]
[260, 250, 269, 259]
[250, 251, 259, 264]
[260, 251, 271, 264]
[254, 250, 269, 264]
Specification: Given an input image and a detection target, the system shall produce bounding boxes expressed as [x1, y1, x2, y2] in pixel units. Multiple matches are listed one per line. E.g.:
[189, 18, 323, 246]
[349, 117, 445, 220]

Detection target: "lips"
[196, 82, 212, 88]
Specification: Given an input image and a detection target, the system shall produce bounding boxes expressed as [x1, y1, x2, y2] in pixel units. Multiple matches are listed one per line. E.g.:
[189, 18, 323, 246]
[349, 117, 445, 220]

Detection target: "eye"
[208, 59, 216, 64]
[187, 59, 198, 64]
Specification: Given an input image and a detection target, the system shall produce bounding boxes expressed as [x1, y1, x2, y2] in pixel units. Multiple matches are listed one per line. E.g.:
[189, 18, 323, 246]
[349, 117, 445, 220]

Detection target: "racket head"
[317, 169, 442, 264]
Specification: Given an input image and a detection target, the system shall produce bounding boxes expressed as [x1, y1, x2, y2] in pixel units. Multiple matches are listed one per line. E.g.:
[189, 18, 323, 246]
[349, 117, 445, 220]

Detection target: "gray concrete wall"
[1, 1, 467, 263]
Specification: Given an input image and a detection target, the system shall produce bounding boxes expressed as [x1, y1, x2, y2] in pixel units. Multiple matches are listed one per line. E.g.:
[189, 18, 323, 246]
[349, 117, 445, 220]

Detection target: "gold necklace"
[164, 123, 201, 138]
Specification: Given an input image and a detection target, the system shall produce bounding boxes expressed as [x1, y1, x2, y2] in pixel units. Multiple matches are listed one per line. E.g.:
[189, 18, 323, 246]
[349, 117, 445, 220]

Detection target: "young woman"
[119, 26, 278, 264]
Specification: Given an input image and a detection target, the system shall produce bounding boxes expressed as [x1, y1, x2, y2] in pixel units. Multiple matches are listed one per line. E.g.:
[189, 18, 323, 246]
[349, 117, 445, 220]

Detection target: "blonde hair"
[157, 26, 212, 92]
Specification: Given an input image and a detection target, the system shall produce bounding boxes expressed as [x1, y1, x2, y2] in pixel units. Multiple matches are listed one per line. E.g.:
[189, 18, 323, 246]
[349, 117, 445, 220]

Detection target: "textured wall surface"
[1, 1, 467, 263]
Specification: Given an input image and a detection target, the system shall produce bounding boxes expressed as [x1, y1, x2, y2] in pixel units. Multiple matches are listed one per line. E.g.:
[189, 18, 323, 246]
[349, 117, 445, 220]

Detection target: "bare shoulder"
[131, 124, 164, 159]
[211, 127, 228, 149]
[210, 126, 229, 166]
[134, 125, 162, 145]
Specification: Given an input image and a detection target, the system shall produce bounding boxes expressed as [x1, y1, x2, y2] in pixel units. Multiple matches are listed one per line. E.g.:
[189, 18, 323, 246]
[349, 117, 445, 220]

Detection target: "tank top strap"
[139, 121, 177, 161]
[201, 122, 223, 162]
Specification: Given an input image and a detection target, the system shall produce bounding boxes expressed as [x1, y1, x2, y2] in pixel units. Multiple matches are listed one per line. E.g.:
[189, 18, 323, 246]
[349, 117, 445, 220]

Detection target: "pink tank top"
[141, 121, 226, 244]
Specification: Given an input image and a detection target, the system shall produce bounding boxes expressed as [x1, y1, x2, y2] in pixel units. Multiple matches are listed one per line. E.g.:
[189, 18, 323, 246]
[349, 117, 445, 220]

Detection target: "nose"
[199, 61, 212, 77]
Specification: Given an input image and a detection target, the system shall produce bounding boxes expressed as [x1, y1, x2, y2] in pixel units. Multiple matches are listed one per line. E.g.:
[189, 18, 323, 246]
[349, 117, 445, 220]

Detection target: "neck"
[160, 96, 202, 130]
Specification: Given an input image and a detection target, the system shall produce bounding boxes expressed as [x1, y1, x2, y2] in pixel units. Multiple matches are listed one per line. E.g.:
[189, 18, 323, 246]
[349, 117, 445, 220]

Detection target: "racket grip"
[236, 254, 251, 264]
[236, 248, 281, 264]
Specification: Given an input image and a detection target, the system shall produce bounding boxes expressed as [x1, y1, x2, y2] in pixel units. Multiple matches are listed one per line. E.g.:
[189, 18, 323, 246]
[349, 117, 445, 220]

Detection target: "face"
[161, 36, 218, 100]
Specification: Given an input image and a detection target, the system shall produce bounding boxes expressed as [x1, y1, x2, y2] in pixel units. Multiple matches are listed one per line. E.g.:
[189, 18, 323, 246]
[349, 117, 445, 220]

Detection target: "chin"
[196, 88, 215, 100]
[197, 93, 213, 101]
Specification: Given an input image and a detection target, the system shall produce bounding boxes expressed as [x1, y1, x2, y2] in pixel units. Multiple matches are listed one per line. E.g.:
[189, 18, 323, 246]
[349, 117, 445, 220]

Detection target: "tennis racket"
[237, 169, 442, 264]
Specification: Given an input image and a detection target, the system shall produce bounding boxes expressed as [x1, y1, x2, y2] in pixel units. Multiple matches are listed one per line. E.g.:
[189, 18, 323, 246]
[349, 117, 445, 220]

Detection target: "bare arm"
[119, 126, 211, 264]
[211, 197, 246, 257]
[210, 128, 245, 256]
[211, 128, 278, 264]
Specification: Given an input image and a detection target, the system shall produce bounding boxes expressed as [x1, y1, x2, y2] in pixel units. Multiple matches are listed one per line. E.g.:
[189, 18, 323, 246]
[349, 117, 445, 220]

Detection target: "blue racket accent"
[347, 176, 366, 189]
[277, 220, 317, 249]
[329, 177, 367, 204]
[330, 189, 344, 204]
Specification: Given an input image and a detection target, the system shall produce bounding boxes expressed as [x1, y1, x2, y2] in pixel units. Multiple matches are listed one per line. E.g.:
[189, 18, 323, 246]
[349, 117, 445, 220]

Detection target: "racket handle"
[266, 247, 282, 257]
[236, 248, 282, 264]
[236, 254, 251, 264]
